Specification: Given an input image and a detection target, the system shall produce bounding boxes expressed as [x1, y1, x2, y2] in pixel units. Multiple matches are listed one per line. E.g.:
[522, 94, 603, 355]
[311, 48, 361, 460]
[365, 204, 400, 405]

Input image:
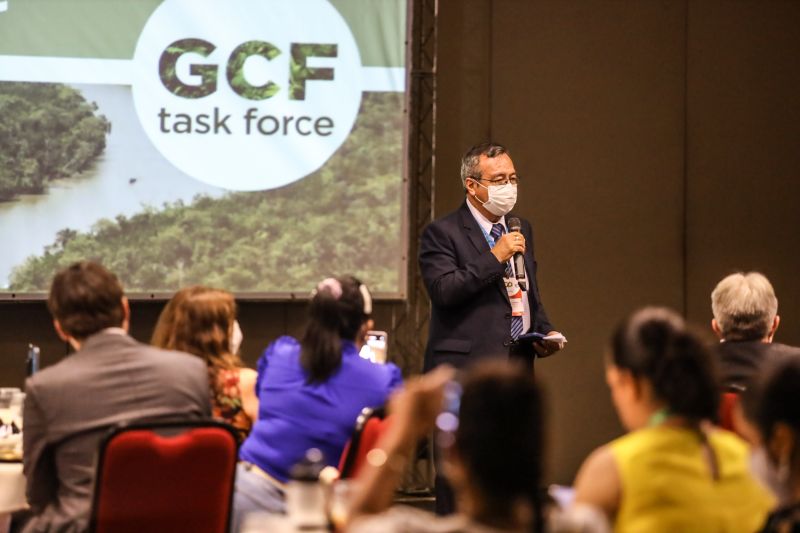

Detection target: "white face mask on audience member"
[750, 445, 791, 505]
[230, 320, 243, 355]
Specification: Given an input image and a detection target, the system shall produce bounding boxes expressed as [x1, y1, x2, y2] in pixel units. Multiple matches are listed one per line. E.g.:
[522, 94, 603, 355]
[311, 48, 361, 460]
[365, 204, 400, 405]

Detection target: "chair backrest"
[338, 406, 390, 479]
[88, 419, 238, 533]
[719, 391, 741, 433]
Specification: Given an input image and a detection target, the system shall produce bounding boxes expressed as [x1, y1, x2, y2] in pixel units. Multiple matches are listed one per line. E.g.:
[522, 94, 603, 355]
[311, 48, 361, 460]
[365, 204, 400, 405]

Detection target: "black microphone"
[507, 217, 527, 291]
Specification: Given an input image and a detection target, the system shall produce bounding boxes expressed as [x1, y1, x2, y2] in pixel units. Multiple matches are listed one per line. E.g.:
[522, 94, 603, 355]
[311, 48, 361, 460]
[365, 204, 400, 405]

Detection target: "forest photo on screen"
[0, 0, 407, 296]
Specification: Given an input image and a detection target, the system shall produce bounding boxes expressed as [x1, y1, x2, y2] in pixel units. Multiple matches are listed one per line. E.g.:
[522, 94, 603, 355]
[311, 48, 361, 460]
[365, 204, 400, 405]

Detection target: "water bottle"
[286, 448, 329, 531]
[27, 344, 40, 377]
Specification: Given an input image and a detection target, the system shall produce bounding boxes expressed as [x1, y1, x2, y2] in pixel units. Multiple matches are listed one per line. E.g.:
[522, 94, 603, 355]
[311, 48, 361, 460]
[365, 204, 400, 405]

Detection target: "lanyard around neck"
[479, 223, 504, 248]
[647, 407, 670, 427]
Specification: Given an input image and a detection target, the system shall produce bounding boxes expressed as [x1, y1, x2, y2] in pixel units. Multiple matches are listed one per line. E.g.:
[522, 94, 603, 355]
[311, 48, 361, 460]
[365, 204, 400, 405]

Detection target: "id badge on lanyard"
[506, 277, 524, 317]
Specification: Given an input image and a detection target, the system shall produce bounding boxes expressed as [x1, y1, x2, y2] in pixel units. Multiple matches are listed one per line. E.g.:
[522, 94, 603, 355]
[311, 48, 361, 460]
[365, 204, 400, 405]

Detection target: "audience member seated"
[745, 357, 800, 532]
[151, 286, 257, 437]
[711, 271, 800, 391]
[20, 262, 211, 533]
[347, 360, 609, 533]
[232, 276, 402, 529]
[573, 307, 774, 533]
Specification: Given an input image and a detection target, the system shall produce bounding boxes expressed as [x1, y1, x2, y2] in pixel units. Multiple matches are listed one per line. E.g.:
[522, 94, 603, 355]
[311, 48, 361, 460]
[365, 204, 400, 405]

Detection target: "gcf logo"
[132, 0, 362, 191]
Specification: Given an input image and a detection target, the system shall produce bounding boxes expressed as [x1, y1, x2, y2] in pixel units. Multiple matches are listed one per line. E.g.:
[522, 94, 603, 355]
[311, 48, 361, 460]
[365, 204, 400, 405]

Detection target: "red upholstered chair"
[88, 420, 238, 533]
[719, 391, 741, 433]
[338, 406, 391, 479]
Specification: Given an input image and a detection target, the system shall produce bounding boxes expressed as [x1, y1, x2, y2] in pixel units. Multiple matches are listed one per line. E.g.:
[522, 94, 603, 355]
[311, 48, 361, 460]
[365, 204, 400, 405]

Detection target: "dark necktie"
[490, 223, 524, 340]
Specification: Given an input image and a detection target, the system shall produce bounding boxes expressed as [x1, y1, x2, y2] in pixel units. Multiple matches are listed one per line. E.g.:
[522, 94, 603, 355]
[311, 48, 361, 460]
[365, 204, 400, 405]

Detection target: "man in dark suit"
[21, 261, 211, 533]
[419, 142, 563, 514]
[711, 271, 800, 390]
[420, 142, 563, 372]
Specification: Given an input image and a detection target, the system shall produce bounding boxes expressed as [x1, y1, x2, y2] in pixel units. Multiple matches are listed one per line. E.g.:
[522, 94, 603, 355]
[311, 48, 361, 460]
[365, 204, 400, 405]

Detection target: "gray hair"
[711, 272, 778, 341]
[460, 142, 509, 188]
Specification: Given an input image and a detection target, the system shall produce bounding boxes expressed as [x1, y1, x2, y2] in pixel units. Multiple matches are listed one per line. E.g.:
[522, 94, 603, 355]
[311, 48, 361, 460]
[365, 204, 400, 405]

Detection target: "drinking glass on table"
[8, 392, 23, 430]
[0, 389, 16, 427]
[0, 389, 22, 429]
[329, 479, 359, 531]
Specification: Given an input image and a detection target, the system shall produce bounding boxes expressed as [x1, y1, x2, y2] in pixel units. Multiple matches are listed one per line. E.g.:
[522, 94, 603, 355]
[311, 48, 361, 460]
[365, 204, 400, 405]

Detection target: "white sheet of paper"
[544, 333, 568, 343]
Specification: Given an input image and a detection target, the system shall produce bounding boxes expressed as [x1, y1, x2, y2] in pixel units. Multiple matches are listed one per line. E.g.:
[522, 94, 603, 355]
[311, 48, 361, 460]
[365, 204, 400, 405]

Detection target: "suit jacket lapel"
[459, 201, 510, 304]
[458, 202, 490, 254]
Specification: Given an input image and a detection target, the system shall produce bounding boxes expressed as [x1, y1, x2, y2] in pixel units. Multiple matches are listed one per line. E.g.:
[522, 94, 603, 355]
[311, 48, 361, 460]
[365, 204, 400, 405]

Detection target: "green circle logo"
[132, 0, 363, 191]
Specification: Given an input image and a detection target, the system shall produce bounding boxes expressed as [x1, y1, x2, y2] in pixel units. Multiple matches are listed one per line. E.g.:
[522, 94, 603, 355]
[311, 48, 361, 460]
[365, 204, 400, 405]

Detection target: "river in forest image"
[0, 83, 225, 289]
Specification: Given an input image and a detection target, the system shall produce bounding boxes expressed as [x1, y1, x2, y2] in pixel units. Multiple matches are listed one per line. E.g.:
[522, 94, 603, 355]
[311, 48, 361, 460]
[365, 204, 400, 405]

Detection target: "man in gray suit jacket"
[21, 261, 211, 533]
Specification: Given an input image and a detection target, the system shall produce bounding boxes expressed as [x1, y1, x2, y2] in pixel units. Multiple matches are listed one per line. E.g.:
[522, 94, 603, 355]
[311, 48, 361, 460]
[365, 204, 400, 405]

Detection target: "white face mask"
[474, 181, 517, 216]
[230, 320, 243, 355]
[750, 445, 792, 505]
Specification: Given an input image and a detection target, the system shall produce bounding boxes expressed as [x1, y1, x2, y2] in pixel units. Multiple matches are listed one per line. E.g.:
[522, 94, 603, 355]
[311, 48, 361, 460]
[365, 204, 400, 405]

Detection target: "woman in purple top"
[232, 276, 402, 528]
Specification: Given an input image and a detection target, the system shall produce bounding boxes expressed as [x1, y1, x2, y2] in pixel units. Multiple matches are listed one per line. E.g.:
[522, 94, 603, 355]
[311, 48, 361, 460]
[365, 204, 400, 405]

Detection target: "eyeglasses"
[470, 175, 520, 186]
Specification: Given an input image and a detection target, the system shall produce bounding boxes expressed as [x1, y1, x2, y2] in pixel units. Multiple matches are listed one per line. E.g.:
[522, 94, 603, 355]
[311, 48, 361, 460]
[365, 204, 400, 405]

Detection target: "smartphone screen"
[435, 379, 462, 454]
[359, 330, 388, 363]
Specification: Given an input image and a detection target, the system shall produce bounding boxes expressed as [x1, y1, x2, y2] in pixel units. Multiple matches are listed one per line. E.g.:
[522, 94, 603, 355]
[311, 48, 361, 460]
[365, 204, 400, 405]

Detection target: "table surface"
[0, 462, 26, 514]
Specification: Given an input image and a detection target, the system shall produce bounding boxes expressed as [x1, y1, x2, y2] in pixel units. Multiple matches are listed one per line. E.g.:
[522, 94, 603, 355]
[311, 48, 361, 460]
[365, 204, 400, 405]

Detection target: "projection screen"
[0, 0, 408, 298]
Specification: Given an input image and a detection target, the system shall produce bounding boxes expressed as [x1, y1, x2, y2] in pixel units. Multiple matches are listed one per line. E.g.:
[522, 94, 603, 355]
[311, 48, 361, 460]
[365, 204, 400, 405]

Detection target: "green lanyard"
[647, 407, 670, 427]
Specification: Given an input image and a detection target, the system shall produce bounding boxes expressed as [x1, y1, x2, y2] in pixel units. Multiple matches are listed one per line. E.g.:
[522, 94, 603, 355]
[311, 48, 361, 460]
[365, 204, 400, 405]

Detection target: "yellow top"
[610, 425, 774, 533]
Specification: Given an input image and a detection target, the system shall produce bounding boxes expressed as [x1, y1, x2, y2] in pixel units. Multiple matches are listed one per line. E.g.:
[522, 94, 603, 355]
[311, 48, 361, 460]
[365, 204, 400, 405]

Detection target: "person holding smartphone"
[347, 360, 608, 533]
[231, 276, 402, 530]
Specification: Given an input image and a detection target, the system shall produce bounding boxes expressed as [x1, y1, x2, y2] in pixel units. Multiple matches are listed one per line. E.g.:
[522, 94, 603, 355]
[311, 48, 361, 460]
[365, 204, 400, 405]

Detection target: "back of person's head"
[460, 142, 509, 188]
[301, 276, 372, 383]
[711, 272, 778, 341]
[611, 307, 719, 421]
[750, 357, 800, 452]
[151, 286, 239, 370]
[455, 360, 544, 527]
[48, 261, 126, 340]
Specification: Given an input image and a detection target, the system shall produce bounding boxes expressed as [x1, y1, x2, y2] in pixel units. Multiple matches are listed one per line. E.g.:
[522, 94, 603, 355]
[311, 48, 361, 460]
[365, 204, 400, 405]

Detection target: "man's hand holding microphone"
[490, 230, 525, 264]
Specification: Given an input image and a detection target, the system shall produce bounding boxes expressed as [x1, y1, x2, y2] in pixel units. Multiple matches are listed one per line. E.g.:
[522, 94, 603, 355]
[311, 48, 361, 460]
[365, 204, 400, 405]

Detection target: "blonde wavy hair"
[152, 286, 242, 371]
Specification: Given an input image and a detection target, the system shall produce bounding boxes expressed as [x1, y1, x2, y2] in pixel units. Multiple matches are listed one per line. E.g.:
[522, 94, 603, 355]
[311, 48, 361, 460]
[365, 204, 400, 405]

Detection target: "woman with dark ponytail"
[573, 307, 773, 532]
[232, 276, 402, 526]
